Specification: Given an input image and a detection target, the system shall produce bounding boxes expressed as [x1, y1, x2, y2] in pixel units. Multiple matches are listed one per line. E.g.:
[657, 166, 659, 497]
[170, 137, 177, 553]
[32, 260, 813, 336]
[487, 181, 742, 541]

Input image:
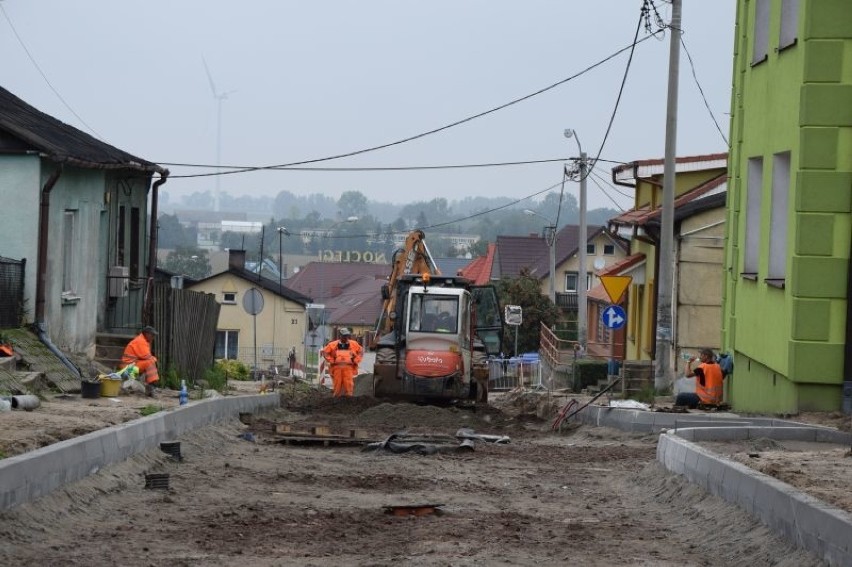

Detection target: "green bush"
[204, 364, 228, 392]
[160, 367, 182, 391]
[216, 359, 250, 381]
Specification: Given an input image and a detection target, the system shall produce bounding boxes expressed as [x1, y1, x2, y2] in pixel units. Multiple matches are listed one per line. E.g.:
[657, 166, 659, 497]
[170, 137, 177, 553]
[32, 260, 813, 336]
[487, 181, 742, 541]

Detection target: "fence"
[0, 256, 25, 329]
[488, 358, 543, 391]
[151, 284, 221, 383]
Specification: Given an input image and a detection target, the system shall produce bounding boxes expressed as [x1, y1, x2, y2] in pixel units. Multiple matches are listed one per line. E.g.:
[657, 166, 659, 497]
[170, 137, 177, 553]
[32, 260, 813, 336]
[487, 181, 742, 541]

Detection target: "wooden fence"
[152, 284, 221, 383]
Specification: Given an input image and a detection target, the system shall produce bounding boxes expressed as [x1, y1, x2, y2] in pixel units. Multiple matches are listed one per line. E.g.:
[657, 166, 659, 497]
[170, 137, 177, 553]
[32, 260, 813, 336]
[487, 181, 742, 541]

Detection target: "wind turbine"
[202, 57, 237, 212]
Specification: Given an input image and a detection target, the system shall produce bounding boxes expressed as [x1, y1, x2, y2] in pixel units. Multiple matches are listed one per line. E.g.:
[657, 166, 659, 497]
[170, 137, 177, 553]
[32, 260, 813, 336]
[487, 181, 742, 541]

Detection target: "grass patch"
[0, 450, 6, 460]
[216, 359, 250, 381]
[204, 364, 228, 392]
[139, 404, 162, 416]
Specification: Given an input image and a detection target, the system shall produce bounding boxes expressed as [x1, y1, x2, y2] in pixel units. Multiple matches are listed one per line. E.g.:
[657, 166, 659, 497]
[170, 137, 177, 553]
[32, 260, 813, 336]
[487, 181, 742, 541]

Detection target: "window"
[565, 272, 578, 293]
[779, 0, 798, 50]
[744, 157, 763, 275]
[564, 272, 591, 293]
[62, 210, 77, 295]
[215, 330, 239, 359]
[222, 292, 237, 304]
[586, 244, 595, 254]
[768, 152, 790, 281]
[409, 294, 459, 334]
[603, 244, 615, 255]
[752, 0, 770, 65]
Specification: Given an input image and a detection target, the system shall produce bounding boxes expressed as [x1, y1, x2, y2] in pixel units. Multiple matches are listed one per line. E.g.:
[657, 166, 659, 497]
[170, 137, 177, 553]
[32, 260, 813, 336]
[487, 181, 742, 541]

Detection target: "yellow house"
[608, 153, 728, 366]
[187, 250, 312, 372]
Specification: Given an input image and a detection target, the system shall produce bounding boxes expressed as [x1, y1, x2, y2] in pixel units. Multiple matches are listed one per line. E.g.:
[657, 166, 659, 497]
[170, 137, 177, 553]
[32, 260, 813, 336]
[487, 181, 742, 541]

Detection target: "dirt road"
[0, 387, 827, 566]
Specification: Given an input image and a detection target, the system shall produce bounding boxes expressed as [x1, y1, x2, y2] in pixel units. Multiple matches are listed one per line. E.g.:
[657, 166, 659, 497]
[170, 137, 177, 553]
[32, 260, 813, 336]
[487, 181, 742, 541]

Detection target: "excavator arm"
[375, 230, 440, 339]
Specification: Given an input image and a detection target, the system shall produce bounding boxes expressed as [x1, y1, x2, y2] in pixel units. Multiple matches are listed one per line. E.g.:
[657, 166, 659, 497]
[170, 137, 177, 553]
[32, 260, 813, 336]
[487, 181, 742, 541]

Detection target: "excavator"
[372, 230, 503, 403]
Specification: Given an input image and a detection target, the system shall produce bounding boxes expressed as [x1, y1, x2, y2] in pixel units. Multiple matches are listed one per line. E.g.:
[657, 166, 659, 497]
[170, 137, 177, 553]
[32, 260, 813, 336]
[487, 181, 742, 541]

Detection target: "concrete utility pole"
[565, 129, 588, 351]
[655, 0, 682, 391]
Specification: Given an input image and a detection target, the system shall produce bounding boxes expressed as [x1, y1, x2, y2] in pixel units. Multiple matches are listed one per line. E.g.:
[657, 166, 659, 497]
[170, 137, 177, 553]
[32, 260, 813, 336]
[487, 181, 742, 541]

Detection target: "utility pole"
[655, 0, 682, 391]
[577, 150, 588, 352]
[548, 225, 556, 303]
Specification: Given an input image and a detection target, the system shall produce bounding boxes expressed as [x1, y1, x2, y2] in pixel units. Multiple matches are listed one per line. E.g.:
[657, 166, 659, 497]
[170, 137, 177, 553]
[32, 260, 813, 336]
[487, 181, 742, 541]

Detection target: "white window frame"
[222, 292, 237, 304]
[744, 157, 763, 275]
[586, 243, 595, 255]
[603, 244, 615, 256]
[215, 330, 239, 359]
[564, 272, 591, 294]
[768, 152, 790, 281]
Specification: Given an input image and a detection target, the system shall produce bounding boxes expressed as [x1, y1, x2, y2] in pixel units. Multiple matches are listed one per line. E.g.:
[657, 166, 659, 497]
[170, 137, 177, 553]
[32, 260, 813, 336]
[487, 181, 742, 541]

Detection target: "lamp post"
[524, 209, 557, 303]
[565, 128, 588, 353]
[276, 226, 290, 368]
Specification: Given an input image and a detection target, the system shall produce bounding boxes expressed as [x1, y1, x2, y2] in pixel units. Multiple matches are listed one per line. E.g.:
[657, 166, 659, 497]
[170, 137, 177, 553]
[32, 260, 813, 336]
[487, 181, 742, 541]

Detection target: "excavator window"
[409, 295, 458, 334]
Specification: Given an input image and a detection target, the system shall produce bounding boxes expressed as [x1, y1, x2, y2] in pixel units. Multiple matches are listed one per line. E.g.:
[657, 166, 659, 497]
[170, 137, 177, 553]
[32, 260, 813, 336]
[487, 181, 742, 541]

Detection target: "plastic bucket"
[81, 381, 101, 399]
[99, 378, 122, 397]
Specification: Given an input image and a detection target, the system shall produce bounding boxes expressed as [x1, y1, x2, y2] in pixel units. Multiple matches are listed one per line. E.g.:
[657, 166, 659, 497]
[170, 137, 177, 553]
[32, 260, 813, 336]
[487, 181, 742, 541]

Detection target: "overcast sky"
[0, 1, 735, 212]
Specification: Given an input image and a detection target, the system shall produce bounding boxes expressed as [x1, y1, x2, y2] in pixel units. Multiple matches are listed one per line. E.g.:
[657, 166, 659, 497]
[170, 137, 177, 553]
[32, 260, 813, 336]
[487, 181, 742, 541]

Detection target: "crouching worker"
[121, 325, 160, 397]
[675, 348, 723, 409]
[321, 328, 363, 397]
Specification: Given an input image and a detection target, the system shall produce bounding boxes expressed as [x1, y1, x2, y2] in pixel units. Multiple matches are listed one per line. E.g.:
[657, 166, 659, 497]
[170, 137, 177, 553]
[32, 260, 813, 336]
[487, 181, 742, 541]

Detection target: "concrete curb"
[0, 394, 280, 511]
[572, 405, 852, 567]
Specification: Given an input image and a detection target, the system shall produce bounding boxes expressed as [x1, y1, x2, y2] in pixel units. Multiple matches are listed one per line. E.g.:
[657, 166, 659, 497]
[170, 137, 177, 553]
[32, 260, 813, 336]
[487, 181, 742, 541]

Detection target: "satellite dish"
[593, 258, 606, 270]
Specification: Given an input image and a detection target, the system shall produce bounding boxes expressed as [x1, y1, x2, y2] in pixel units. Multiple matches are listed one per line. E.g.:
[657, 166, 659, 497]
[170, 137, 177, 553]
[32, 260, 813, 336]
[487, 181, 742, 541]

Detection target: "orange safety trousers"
[121, 334, 160, 384]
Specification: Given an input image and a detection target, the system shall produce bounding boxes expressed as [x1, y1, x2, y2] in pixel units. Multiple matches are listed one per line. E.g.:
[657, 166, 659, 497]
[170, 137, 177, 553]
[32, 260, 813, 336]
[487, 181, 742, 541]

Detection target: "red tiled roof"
[612, 152, 728, 176]
[285, 262, 390, 301]
[459, 243, 496, 285]
[609, 173, 727, 227]
[596, 253, 646, 277]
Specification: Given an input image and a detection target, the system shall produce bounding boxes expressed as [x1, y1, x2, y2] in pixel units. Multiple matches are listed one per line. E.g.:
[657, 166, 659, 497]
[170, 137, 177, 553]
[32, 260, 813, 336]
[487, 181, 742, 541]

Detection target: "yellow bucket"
[99, 377, 122, 397]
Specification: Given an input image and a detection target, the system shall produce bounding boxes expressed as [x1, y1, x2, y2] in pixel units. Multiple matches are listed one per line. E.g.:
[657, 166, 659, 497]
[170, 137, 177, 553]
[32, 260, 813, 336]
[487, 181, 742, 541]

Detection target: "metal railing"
[488, 358, 542, 391]
[0, 256, 25, 328]
[105, 275, 147, 332]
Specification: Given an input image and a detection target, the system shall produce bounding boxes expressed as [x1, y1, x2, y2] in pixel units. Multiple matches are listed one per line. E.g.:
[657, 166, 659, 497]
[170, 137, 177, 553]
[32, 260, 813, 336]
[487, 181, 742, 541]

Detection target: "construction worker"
[675, 348, 723, 408]
[121, 325, 159, 397]
[321, 328, 363, 397]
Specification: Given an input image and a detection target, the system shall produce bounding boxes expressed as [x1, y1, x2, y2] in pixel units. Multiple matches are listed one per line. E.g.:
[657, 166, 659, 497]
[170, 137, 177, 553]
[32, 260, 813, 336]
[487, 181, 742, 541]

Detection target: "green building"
[723, 0, 852, 413]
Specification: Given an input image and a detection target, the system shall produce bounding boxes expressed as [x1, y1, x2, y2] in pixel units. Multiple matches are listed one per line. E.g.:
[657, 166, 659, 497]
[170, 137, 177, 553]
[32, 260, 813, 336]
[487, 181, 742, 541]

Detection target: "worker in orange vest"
[121, 326, 160, 397]
[321, 328, 363, 397]
[676, 348, 723, 408]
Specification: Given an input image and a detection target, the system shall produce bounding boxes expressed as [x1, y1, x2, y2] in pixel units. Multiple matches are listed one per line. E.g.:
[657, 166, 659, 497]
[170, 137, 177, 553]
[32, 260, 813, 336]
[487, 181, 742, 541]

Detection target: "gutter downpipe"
[34, 166, 81, 379]
[143, 170, 169, 326]
[844, 227, 852, 414]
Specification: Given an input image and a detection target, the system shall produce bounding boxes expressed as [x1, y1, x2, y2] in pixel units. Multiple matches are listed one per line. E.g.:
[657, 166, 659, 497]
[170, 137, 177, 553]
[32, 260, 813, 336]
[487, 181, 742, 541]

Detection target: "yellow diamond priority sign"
[600, 275, 632, 304]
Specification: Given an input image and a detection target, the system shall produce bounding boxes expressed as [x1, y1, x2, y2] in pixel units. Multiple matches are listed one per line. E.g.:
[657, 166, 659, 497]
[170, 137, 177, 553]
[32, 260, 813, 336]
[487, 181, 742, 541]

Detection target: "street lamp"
[565, 128, 588, 353]
[276, 226, 290, 367]
[524, 209, 557, 303]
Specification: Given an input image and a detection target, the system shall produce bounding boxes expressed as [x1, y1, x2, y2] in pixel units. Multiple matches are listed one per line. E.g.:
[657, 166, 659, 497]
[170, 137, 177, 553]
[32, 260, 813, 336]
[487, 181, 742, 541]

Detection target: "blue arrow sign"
[602, 305, 626, 330]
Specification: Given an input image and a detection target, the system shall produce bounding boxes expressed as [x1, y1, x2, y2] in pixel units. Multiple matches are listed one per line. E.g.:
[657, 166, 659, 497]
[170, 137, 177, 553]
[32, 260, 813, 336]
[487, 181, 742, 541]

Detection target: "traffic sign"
[504, 305, 522, 326]
[602, 304, 626, 330]
[599, 275, 632, 303]
[243, 288, 265, 315]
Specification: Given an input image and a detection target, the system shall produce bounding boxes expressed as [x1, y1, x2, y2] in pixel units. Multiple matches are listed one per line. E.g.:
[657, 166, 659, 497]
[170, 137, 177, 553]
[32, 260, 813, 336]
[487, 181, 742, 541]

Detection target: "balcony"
[555, 292, 578, 310]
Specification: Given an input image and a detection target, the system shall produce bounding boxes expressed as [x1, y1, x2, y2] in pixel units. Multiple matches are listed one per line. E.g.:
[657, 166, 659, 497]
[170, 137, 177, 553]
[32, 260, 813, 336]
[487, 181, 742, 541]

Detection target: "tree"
[496, 268, 559, 356]
[337, 191, 369, 219]
[161, 247, 211, 280]
[157, 213, 195, 249]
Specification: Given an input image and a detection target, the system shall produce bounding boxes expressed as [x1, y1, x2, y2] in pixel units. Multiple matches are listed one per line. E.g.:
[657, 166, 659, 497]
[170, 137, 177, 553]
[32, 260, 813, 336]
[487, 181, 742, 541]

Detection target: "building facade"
[723, 0, 852, 413]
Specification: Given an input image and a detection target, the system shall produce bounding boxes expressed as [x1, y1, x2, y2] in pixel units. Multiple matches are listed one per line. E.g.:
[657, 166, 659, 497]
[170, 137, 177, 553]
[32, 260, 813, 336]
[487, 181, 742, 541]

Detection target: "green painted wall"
[724, 0, 852, 414]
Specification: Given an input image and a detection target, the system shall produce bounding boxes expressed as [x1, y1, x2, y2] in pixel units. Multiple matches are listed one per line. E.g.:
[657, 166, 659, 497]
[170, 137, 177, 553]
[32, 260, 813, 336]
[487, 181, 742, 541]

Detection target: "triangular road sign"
[600, 275, 632, 303]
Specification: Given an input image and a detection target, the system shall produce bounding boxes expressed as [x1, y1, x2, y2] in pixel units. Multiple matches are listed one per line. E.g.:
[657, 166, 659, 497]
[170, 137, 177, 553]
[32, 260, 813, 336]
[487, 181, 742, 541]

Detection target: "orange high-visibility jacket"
[322, 339, 363, 368]
[121, 333, 159, 384]
[695, 362, 723, 405]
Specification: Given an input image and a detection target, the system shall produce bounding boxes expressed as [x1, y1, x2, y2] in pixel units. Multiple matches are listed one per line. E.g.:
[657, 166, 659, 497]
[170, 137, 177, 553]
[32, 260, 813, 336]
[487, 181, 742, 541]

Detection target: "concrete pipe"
[11, 395, 40, 411]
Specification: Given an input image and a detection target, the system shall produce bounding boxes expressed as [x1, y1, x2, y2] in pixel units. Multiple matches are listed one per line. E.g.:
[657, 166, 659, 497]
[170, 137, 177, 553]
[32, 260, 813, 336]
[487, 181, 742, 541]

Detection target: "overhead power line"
[159, 33, 659, 180]
[681, 36, 729, 146]
[0, 4, 102, 139]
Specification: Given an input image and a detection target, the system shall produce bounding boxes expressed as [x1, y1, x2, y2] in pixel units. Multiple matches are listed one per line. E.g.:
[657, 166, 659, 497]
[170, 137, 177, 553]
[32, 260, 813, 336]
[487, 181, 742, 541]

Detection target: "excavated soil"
[0, 385, 832, 566]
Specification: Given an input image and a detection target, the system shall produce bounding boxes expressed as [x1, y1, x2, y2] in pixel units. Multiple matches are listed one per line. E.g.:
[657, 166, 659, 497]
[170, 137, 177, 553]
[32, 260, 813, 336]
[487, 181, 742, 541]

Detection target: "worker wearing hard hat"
[321, 328, 363, 397]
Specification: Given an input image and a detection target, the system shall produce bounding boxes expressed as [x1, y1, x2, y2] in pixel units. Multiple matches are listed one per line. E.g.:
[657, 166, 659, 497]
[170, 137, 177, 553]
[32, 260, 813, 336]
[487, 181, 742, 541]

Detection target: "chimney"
[228, 249, 246, 270]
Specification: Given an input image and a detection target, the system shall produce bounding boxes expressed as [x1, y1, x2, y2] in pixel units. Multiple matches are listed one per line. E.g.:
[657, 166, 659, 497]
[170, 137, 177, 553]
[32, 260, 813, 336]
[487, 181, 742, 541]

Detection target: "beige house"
[187, 250, 312, 371]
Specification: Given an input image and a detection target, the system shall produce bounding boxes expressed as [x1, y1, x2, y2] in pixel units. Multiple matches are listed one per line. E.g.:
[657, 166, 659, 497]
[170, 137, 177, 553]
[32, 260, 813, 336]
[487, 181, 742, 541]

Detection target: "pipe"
[34, 320, 82, 379]
[35, 168, 62, 322]
[143, 170, 169, 325]
[11, 395, 40, 411]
